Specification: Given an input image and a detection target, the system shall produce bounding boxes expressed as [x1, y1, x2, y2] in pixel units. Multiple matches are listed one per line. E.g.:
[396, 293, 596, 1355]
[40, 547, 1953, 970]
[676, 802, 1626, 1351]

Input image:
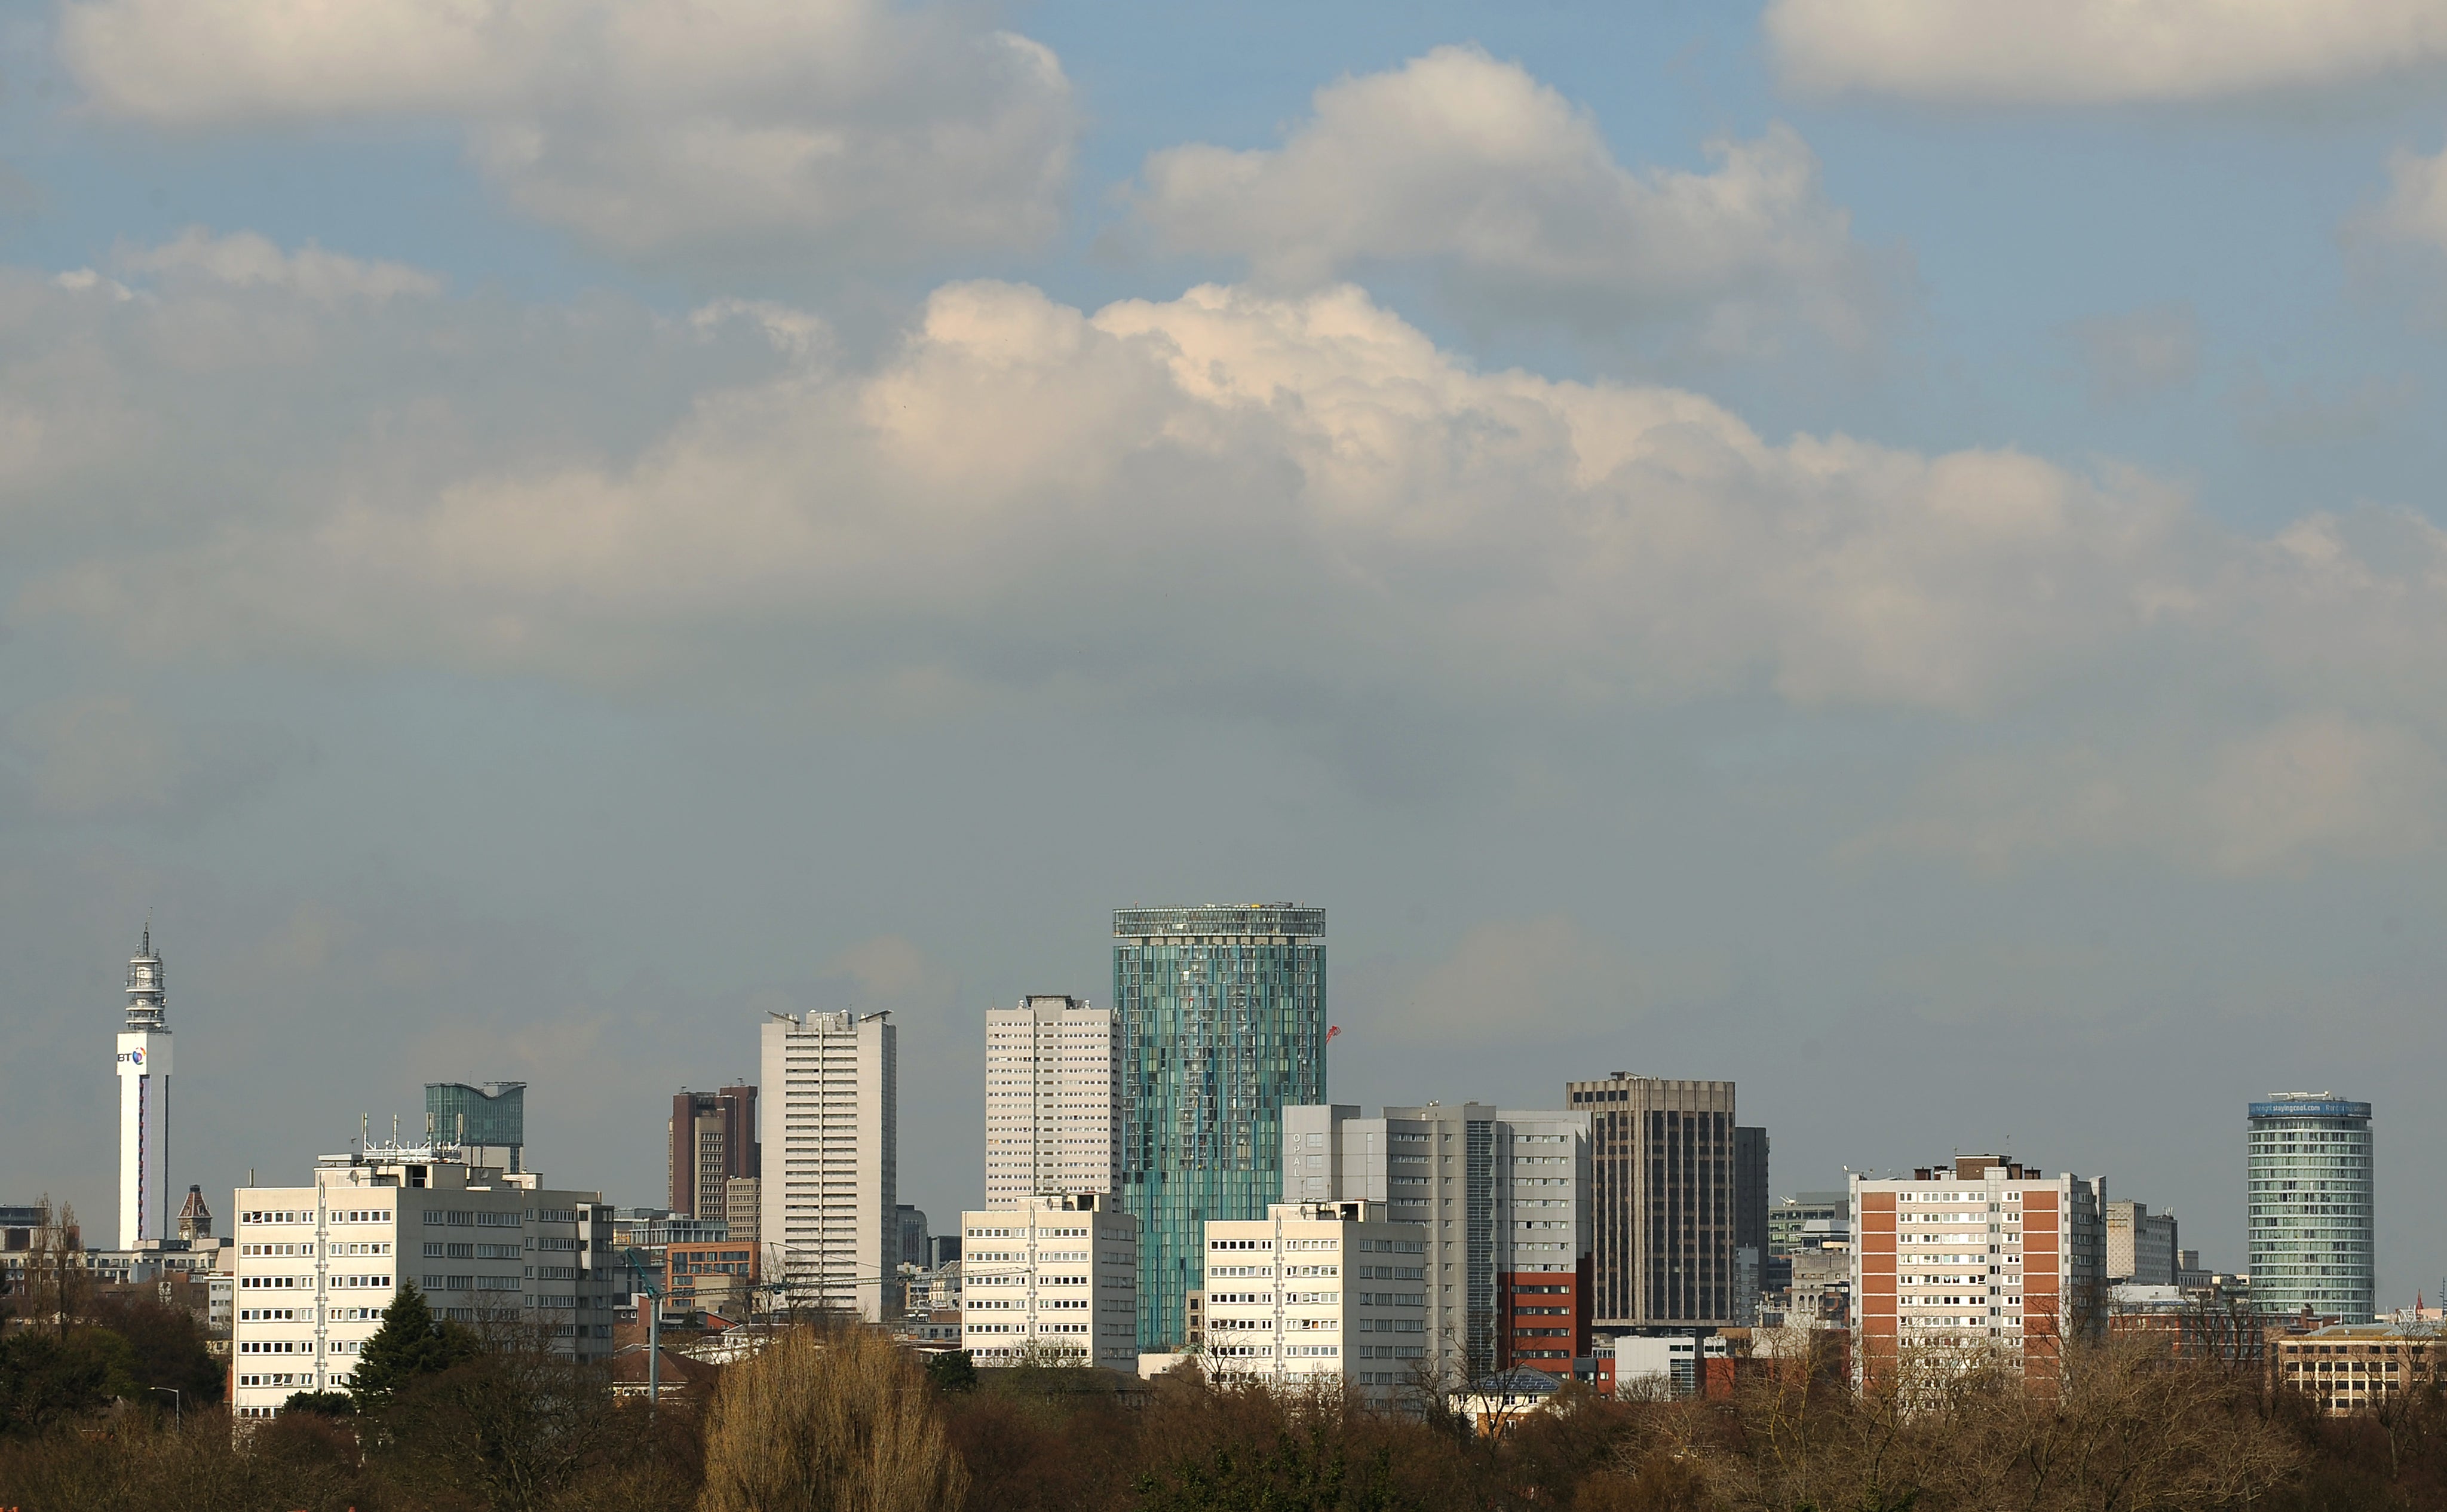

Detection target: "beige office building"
[1202, 1200, 1428, 1401]
[231, 1145, 617, 1420]
[959, 1193, 1138, 1370]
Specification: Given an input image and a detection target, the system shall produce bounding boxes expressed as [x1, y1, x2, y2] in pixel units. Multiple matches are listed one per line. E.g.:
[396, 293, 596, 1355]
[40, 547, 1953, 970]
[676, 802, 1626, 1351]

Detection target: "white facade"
[1203, 1201, 1429, 1401]
[958, 1192, 1137, 1370]
[760, 1010, 897, 1321]
[983, 996, 1118, 1204]
[115, 931, 173, 1250]
[231, 1146, 617, 1419]
[1612, 1333, 1726, 1397]
[1282, 1103, 1589, 1382]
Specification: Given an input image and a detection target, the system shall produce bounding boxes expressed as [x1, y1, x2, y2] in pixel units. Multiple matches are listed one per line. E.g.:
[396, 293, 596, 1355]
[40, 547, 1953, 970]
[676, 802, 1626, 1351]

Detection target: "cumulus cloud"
[2367, 140, 2447, 249]
[57, 0, 1077, 268]
[115, 228, 443, 302]
[1128, 46, 1899, 352]
[1765, 0, 2447, 105]
[8, 240, 2447, 870]
[19, 274, 2193, 713]
[2341, 141, 2447, 318]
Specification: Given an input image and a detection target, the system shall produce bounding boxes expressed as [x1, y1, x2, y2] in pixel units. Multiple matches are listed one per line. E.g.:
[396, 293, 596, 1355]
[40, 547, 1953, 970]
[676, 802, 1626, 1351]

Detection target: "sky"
[3, 0, 2445, 1299]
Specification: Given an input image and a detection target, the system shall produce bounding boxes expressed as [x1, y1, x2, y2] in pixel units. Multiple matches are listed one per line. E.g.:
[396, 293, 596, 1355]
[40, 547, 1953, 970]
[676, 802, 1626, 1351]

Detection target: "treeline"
[8, 1315, 2447, 1510]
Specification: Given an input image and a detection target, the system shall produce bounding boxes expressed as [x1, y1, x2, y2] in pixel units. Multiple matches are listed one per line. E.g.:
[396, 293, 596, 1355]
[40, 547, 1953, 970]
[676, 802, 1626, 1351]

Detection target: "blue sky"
[4, 0, 2447, 1301]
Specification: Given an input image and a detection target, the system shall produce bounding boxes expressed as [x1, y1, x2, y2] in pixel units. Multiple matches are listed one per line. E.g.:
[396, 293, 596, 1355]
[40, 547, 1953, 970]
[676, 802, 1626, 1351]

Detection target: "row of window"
[424, 1242, 523, 1259]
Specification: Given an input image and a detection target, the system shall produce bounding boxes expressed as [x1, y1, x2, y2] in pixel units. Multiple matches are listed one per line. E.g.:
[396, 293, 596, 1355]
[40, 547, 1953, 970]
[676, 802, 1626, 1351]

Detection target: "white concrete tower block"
[115, 928, 173, 1251]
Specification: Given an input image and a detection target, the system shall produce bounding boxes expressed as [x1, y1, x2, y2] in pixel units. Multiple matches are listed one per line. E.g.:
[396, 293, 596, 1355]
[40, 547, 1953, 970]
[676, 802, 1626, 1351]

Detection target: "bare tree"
[697, 1323, 967, 1512]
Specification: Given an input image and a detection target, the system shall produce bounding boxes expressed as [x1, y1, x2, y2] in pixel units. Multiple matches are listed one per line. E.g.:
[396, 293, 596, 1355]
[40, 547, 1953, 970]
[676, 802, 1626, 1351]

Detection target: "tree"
[283, 1389, 358, 1417]
[12, 1197, 90, 1338]
[0, 1327, 133, 1436]
[927, 1349, 979, 1394]
[351, 1283, 479, 1411]
[698, 1324, 968, 1512]
[90, 1289, 225, 1408]
[1136, 1422, 1406, 1512]
[381, 1323, 623, 1512]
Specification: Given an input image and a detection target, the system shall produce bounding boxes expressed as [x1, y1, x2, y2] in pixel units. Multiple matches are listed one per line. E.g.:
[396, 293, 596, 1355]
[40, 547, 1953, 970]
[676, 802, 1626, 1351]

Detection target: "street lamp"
[620, 1249, 666, 1412]
[148, 1385, 181, 1431]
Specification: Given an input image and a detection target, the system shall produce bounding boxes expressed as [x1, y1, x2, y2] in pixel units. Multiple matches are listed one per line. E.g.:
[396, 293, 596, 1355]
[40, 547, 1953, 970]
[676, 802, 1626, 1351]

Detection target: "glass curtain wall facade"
[425, 1082, 527, 1172]
[2248, 1094, 2375, 1323]
[1115, 904, 1326, 1349]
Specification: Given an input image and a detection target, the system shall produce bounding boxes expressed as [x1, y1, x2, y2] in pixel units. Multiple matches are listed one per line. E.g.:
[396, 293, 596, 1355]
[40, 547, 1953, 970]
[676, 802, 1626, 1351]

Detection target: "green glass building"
[425, 1081, 528, 1171]
[1115, 905, 1326, 1348]
[2247, 1093, 2374, 1322]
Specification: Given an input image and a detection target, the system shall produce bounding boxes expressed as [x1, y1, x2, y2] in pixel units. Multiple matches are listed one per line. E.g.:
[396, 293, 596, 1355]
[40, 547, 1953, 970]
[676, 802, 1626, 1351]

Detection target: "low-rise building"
[2268, 1321, 2443, 1415]
[959, 1193, 1137, 1371]
[1451, 1366, 1566, 1433]
[1612, 1333, 1727, 1397]
[2108, 1284, 2265, 1371]
[231, 1143, 618, 1419]
[666, 1241, 758, 1317]
[1201, 1200, 1428, 1401]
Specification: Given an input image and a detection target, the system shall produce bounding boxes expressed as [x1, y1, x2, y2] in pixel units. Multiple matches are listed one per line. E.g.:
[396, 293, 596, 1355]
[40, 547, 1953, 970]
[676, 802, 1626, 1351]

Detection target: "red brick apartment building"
[1853, 1155, 2105, 1393]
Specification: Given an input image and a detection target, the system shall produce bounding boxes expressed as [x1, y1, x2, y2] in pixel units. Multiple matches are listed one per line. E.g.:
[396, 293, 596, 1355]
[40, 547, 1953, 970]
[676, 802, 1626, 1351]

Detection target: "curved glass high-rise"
[1115, 905, 1326, 1348]
[2247, 1093, 2374, 1323]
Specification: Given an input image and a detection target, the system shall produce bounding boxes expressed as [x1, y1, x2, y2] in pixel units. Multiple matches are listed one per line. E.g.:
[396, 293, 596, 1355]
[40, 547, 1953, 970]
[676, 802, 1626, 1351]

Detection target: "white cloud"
[2371, 141, 2447, 246]
[1128, 46, 1898, 352]
[117, 228, 442, 302]
[1765, 0, 2447, 105]
[22, 275, 2193, 713]
[8, 244, 2447, 870]
[2342, 142, 2447, 319]
[57, 0, 1076, 268]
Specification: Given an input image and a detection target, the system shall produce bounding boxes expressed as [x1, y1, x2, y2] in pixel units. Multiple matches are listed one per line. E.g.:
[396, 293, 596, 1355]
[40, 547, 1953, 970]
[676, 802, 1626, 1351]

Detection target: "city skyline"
[10, 0, 2447, 1326]
[29, 919, 2425, 1324]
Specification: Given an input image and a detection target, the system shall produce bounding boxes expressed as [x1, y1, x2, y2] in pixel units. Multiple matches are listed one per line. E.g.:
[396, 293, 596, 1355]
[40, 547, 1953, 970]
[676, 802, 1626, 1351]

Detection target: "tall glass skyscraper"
[2247, 1093, 2375, 1323]
[1115, 904, 1326, 1348]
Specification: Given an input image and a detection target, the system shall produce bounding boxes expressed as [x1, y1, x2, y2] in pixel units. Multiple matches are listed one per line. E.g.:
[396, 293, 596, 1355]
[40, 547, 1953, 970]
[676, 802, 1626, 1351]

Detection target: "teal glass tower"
[2248, 1093, 2375, 1322]
[1115, 905, 1326, 1348]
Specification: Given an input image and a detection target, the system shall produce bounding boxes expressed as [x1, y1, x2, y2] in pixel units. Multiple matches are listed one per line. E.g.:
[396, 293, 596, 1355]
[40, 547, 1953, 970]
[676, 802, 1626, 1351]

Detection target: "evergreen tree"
[349, 1284, 477, 1411]
[924, 1349, 977, 1394]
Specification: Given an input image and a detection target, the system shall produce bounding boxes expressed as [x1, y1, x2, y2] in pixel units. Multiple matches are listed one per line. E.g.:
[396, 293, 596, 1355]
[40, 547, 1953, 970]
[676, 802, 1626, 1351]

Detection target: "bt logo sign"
[118, 1048, 145, 1067]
